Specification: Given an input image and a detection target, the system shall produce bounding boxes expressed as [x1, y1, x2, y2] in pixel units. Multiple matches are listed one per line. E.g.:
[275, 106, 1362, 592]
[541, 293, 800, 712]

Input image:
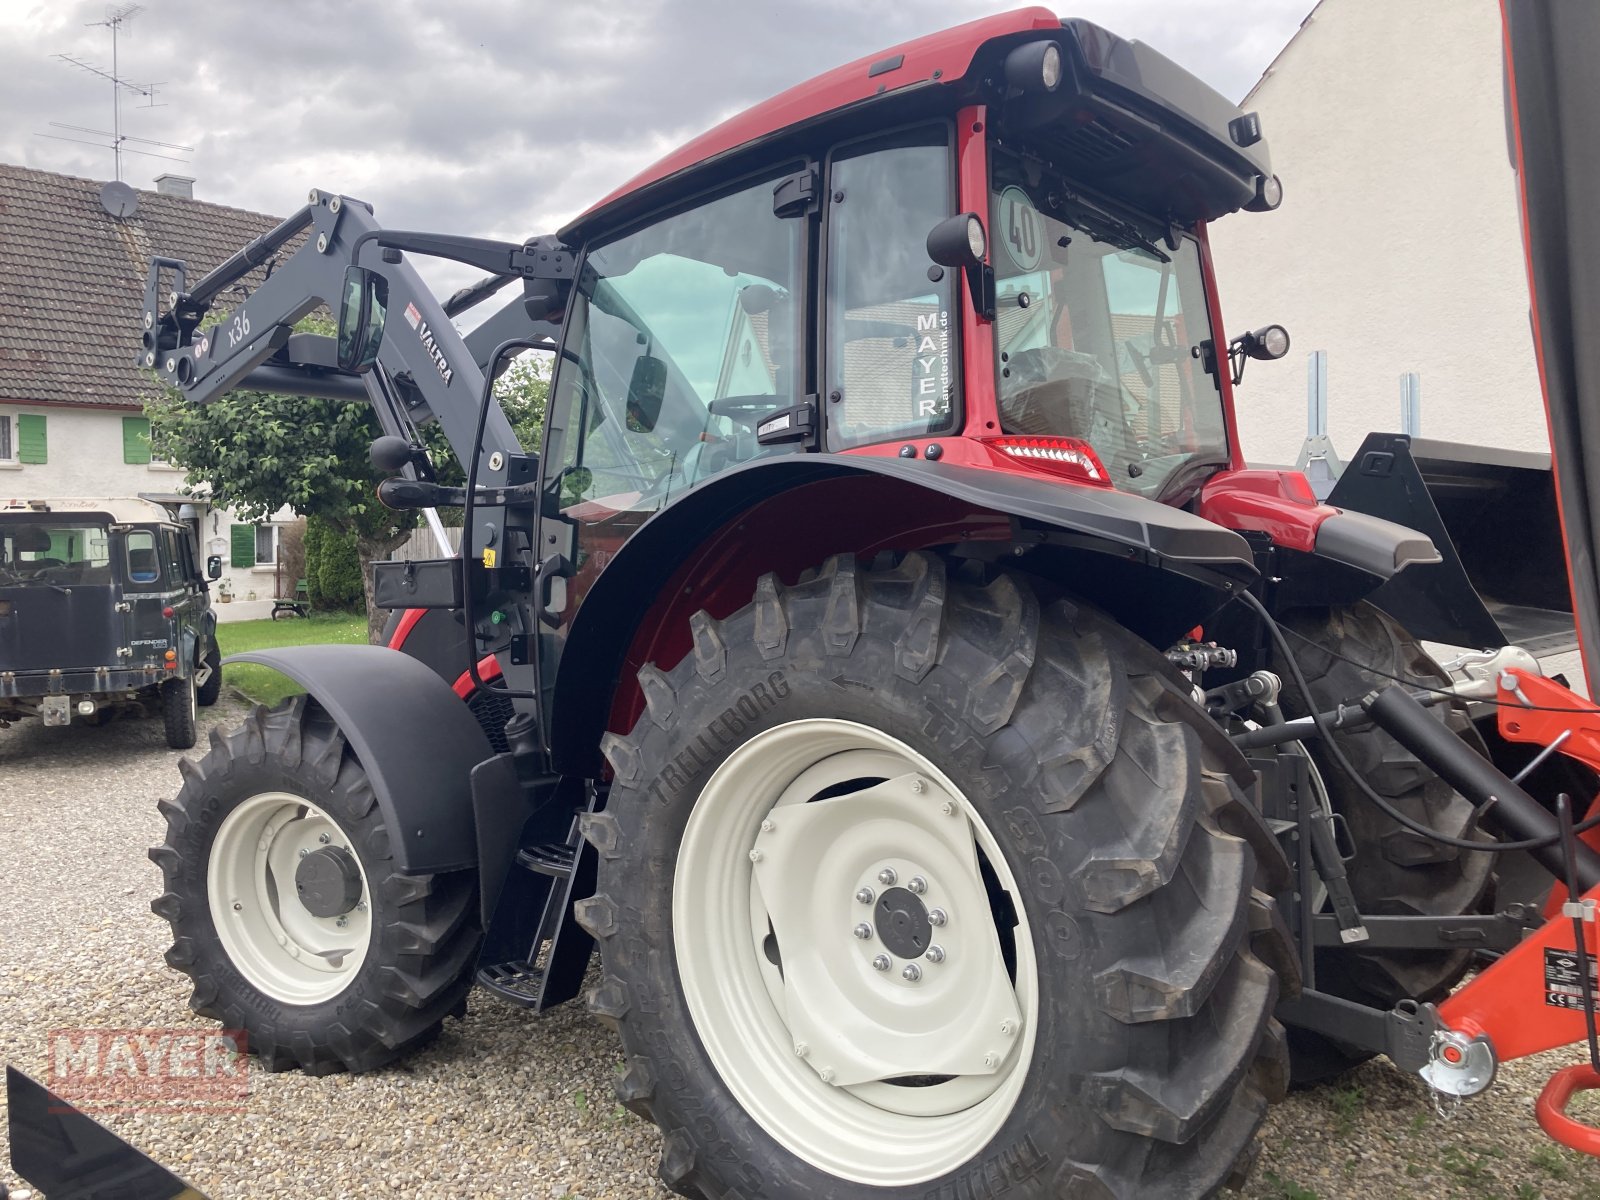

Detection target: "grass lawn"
[216, 612, 369, 707]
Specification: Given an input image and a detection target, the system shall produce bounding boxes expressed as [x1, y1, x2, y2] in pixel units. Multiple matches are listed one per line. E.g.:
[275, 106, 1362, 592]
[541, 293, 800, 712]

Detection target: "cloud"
[0, 0, 1310, 298]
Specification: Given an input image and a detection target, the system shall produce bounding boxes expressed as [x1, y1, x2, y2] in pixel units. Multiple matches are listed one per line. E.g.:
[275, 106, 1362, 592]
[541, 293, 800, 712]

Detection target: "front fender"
[223, 644, 494, 873]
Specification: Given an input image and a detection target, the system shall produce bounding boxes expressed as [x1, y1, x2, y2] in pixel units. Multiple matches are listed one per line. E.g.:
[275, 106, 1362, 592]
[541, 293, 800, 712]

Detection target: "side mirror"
[927, 213, 995, 321]
[337, 266, 389, 373]
[626, 355, 668, 433]
[1227, 324, 1290, 386]
[206, 555, 223, 581]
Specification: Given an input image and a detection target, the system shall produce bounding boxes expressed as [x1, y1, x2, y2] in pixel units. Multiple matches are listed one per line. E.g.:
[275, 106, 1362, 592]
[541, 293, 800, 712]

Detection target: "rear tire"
[1273, 602, 1493, 1083]
[161, 673, 197, 749]
[149, 697, 482, 1073]
[584, 553, 1293, 1199]
[196, 637, 223, 707]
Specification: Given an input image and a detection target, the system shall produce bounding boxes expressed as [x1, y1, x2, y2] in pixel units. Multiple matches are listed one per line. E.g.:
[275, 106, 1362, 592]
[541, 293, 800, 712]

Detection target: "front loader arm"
[139, 187, 575, 723]
[138, 188, 541, 463]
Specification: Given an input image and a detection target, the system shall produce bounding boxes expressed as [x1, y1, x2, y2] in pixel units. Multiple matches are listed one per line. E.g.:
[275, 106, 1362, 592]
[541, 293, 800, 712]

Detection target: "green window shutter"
[123, 416, 152, 464]
[230, 524, 255, 568]
[16, 414, 45, 464]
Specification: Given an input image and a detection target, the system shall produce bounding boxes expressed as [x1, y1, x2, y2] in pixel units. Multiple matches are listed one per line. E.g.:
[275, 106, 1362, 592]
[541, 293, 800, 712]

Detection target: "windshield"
[0, 518, 112, 586]
[989, 143, 1228, 501]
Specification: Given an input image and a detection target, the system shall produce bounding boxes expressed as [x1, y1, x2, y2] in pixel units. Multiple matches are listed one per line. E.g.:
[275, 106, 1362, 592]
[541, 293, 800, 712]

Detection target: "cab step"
[476, 960, 550, 1008]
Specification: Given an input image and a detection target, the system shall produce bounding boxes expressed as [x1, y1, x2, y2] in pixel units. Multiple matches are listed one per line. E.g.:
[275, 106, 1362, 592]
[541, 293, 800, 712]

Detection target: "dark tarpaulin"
[1503, 0, 1600, 686]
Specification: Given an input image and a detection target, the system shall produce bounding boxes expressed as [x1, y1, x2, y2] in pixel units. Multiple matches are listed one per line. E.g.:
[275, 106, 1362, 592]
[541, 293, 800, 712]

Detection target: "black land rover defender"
[0, 499, 222, 748]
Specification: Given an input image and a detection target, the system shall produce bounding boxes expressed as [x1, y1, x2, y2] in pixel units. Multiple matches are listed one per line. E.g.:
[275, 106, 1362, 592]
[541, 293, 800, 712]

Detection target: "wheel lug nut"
[929, 908, 948, 927]
[926, 944, 945, 963]
[318, 833, 331, 844]
[298, 848, 309, 857]
[908, 876, 927, 895]
[336, 916, 348, 928]
[819, 1067, 835, 1084]
[1001, 1020, 1016, 1036]
[231, 901, 242, 912]
[760, 819, 774, 833]
[877, 867, 897, 886]
[872, 954, 892, 972]
[855, 887, 875, 905]
[983, 1053, 999, 1069]
[911, 778, 925, 794]
[853, 923, 873, 940]
[941, 801, 956, 817]
[795, 1042, 809, 1058]
[749, 849, 763, 863]
[901, 964, 921, 982]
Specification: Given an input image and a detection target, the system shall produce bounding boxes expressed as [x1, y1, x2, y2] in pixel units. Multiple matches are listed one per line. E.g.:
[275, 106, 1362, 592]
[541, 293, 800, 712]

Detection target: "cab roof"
[561, 7, 1061, 242]
[0, 497, 182, 526]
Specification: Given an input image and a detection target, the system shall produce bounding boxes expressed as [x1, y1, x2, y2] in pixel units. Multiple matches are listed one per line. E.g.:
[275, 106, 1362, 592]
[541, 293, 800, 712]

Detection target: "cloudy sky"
[1, 0, 1310, 239]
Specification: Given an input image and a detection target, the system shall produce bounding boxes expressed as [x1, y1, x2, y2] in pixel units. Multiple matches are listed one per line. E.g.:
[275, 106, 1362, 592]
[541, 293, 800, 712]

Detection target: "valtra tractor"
[42, 3, 1600, 1196]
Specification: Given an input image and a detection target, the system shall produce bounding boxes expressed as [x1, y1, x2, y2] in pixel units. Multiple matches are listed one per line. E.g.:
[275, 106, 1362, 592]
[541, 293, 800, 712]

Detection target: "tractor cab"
[543, 11, 1285, 531]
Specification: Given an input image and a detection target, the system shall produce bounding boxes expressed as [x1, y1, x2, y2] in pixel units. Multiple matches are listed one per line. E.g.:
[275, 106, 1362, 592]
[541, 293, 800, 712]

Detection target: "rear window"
[0, 519, 112, 585]
[125, 529, 165, 586]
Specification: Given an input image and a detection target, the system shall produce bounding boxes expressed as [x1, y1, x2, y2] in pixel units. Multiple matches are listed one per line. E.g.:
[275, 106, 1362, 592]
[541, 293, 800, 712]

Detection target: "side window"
[126, 530, 161, 585]
[547, 170, 804, 514]
[825, 127, 957, 450]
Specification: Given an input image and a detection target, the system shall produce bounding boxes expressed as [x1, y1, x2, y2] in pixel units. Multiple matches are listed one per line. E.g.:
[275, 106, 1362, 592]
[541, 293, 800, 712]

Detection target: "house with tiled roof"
[0, 162, 297, 602]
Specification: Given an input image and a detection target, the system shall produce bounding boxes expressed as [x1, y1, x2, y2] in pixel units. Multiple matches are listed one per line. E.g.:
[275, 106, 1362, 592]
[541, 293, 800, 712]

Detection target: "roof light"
[1003, 40, 1064, 94]
[981, 436, 1111, 487]
[1246, 174, 1284, 213]
[1040, 43, 1062, 91]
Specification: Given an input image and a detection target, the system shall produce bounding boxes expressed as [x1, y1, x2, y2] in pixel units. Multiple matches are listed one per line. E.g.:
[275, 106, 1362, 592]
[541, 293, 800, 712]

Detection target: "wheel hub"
[872, 886, 932, 959]
[295, 846, 362, 918]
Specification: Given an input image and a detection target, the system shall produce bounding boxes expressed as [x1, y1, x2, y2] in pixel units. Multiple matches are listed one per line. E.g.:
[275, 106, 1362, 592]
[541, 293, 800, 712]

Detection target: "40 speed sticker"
[1544, 945, 1600, 1008]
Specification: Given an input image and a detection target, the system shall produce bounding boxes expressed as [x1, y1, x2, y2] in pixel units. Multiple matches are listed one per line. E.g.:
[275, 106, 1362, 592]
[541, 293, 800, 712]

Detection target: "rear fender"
[548, 455, 1257, 774]
[223, 644, 496, 874]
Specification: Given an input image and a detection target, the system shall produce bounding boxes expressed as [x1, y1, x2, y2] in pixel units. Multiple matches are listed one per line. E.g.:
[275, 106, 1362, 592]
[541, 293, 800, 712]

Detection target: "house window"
[254, 524, 278, 566]
[0, 415, 13, 463]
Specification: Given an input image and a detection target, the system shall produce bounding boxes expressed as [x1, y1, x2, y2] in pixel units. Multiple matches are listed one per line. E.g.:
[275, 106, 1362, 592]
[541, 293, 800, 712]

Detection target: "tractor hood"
[1504, 0, 1600, 687]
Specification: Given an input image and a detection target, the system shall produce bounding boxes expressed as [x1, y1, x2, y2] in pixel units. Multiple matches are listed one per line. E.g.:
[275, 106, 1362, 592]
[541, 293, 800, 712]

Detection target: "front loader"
[26, 5, 1598, 1197]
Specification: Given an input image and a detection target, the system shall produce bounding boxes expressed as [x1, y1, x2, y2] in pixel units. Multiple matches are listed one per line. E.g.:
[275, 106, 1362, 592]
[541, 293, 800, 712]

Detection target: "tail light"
[980, 436, 1111, 487]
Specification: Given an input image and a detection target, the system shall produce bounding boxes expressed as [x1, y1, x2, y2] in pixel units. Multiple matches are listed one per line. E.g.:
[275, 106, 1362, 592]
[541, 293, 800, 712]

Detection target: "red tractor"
[37, 4, 1597, 1197]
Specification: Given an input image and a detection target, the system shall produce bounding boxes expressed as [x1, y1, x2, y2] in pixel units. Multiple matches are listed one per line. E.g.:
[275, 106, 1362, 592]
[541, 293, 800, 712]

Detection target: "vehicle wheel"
[1272, 602, 1494, 1083]
[582, 553, 1294, 1199]
[161, 673, 198, 749]
[148, 697, 482, 1074]
[196, 637, 223, 707]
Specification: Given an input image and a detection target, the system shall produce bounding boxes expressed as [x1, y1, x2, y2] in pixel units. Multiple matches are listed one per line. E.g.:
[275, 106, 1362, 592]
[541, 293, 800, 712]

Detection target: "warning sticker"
[1544, 946, 1600, 1009]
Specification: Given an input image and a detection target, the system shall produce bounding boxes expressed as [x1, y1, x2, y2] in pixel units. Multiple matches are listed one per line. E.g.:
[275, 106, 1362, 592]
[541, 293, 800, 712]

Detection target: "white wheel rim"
[208, 792, 372, 1004]
[674, 719, 1038, 1187]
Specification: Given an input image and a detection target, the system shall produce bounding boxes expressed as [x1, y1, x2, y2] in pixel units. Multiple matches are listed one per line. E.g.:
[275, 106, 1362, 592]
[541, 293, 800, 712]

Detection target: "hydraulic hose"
[1363, 685, 1600, 890]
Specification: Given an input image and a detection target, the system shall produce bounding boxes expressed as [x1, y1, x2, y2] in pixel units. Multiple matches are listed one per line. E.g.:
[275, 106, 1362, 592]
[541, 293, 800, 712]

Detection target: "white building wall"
[1208, 0, 1545, 467]
[0, 401, 295, 604]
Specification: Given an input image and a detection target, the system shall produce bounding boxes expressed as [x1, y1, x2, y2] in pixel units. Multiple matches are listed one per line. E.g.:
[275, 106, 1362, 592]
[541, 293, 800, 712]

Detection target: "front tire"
[583, 554, 1292, 1199]
[149, 697, 482, 1073]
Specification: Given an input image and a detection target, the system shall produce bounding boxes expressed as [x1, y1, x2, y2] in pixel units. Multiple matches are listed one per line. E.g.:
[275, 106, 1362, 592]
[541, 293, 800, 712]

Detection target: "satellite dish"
[99, 180, 138, 219]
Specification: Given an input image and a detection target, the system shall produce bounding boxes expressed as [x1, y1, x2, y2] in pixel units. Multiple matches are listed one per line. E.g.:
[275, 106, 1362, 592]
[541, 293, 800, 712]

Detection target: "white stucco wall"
[0, 401, 295, 602]
[1208, 0, 1546, 467]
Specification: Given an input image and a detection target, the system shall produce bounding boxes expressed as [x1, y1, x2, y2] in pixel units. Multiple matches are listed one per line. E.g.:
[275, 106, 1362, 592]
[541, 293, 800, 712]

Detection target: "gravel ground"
[4, 701, 1600, 1199]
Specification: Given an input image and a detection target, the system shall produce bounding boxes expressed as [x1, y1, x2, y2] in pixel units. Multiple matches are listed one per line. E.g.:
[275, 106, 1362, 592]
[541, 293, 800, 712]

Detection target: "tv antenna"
[40, 4, 193, 182]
